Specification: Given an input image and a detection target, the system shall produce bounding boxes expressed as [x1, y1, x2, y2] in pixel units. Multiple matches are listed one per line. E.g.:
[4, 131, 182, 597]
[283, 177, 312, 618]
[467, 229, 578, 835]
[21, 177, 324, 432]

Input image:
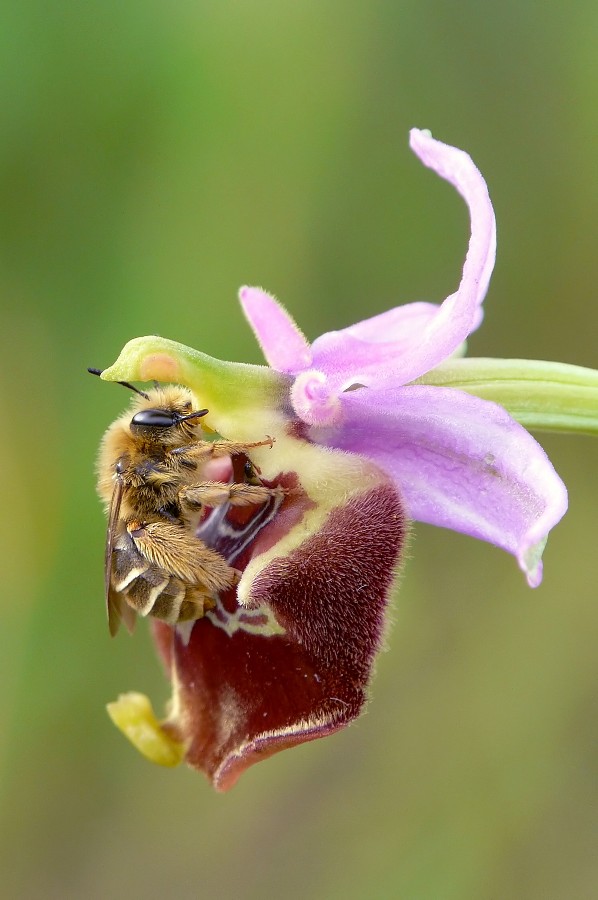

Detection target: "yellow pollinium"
[106, 692, 185, 768]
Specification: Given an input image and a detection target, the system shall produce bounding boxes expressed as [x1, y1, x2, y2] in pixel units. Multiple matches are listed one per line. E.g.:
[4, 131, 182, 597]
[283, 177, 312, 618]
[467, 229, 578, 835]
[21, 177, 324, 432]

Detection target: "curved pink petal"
[314, 385, 567, 586]
[310, 302, 442, 389]
[325, 302, 441, 345]
[308, 130, 496, 389]
[410, 128, 496, 322]
[239, 286, 313, 373]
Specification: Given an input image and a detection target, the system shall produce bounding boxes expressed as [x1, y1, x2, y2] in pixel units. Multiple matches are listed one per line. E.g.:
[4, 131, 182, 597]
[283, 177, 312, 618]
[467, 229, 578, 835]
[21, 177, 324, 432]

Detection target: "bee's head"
[129, 387, 208, 445]
[88, 370, 209, 447]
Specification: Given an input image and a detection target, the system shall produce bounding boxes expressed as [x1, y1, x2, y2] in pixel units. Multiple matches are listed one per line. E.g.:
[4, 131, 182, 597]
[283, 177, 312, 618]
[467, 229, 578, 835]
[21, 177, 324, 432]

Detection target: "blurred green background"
[1, 2, 596, 898]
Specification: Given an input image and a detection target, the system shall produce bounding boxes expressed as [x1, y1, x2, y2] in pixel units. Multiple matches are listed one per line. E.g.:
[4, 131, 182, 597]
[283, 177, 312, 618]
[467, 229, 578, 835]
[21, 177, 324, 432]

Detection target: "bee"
[89, 368, 281, 636]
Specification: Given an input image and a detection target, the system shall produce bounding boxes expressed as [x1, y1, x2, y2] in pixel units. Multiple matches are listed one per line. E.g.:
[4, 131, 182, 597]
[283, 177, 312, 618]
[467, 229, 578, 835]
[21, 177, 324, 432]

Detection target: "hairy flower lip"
[152, 476, 407, 791]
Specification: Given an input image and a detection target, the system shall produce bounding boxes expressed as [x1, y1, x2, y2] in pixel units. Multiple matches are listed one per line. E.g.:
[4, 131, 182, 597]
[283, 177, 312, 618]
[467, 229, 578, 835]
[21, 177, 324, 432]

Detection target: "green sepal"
[416, 358, 598, 436]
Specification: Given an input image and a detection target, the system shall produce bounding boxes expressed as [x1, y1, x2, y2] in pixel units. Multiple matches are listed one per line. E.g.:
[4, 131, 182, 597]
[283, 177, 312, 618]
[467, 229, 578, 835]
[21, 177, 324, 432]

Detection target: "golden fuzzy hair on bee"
[91, 374, 282, 635]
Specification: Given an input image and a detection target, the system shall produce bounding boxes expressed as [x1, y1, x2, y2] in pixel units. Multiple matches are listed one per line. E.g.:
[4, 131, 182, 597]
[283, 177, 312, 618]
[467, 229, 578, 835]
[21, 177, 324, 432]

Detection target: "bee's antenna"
[87, 367, 150, 401]
[177, 408, 209, 423]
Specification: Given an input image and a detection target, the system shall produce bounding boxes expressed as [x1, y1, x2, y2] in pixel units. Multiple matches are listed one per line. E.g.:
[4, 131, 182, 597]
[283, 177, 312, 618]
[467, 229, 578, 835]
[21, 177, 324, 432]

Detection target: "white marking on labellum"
[206, 595, 285, 638]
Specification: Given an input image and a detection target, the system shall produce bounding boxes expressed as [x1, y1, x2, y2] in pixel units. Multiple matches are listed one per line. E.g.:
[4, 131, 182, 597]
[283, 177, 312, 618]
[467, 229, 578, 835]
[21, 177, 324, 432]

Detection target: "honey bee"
[89, 368, 281, 636]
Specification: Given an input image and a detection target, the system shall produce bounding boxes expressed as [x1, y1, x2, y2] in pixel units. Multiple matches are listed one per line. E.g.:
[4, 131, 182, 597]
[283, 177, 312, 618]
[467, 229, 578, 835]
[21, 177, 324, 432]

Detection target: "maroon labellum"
[154, 468, 406, 790]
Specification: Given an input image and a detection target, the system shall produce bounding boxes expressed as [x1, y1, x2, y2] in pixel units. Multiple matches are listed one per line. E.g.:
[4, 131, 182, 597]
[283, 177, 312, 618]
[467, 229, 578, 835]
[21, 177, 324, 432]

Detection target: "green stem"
[416, 358, 598, 436]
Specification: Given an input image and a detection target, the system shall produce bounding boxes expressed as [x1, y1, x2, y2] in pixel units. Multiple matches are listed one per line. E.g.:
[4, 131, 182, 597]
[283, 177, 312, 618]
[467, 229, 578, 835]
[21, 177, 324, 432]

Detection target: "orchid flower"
[98, 129, 598, 791]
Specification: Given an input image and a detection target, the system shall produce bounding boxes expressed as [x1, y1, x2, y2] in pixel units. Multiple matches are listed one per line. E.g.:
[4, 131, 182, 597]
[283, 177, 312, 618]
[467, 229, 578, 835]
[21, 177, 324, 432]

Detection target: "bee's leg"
[170, 435, 275, 464]
[127, 520, 240, 593]
[180, 481, 286, 512]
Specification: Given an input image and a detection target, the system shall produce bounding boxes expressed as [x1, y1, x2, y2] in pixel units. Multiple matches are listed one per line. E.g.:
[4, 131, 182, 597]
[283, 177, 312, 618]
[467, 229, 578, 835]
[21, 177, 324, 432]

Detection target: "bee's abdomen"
[112, 530, 210, 625]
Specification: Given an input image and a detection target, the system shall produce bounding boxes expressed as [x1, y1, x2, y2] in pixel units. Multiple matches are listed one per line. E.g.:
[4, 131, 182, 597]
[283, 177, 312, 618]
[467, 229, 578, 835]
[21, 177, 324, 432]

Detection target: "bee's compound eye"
[131, 409, 177, 428]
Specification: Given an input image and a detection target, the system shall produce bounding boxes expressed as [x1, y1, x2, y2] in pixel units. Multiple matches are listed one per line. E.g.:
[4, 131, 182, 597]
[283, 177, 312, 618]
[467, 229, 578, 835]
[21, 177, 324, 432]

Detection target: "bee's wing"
[107, 582, 136, 637]
[105, 477, 136, 637]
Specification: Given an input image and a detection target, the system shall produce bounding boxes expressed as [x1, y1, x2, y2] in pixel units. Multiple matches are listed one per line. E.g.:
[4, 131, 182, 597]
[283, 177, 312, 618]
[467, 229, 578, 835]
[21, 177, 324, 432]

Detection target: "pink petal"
[310, 302, 442, 390]
[239, 286, 313, 373]
[308, 130, 496, 389]
[314, 385, 567, 586]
